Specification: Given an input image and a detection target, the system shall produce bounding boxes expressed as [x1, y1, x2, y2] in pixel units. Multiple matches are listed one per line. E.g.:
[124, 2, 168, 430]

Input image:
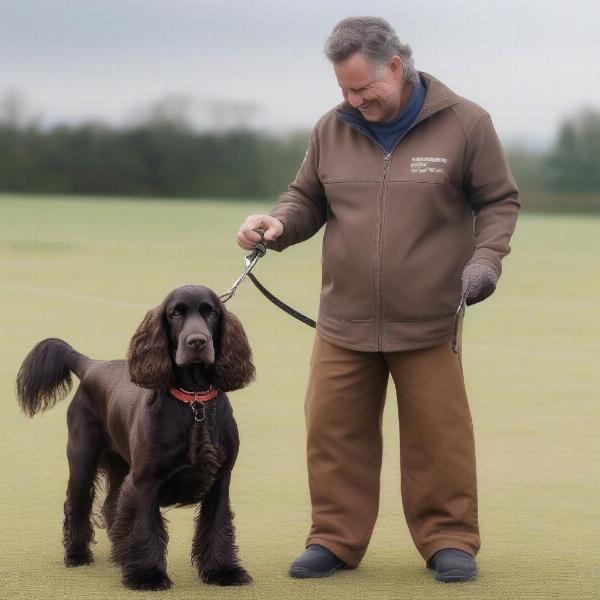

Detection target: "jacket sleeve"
[264, 127, 327, 252]
[463, 113, 520, 276]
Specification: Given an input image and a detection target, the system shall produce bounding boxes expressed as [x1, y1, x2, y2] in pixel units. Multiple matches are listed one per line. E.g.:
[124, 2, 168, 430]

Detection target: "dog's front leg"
[191, 471, 252, 585]
[109, 474, 171, 591]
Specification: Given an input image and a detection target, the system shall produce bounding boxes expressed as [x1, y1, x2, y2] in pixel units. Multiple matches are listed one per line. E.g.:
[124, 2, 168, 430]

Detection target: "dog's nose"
[186, 334, 208, 350]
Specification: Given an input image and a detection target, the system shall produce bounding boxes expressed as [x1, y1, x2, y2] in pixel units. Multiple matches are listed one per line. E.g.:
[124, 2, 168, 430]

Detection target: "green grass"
[1, 194, 599, 599]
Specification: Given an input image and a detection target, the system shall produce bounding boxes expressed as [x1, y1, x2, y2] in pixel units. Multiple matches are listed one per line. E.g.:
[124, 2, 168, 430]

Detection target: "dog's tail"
[16, 338, 92, 417]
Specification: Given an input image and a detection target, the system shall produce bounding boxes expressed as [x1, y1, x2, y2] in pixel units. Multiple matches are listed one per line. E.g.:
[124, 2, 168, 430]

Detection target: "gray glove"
[461, 261, 499, 306]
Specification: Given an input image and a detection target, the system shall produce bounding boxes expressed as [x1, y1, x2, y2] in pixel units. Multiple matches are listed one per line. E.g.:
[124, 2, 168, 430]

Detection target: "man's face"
[333, 51, 406, 124]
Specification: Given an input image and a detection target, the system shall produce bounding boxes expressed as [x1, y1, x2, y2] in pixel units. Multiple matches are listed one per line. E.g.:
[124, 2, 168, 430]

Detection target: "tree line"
[1, 96, 599, 206]
[0, 121, 309, 200]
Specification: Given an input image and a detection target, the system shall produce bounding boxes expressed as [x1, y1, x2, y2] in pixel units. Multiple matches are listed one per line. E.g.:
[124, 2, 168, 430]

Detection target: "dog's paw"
[201, 566, 253, 586]
[64, 551, 94, 567]
[123, 567, 173, 591]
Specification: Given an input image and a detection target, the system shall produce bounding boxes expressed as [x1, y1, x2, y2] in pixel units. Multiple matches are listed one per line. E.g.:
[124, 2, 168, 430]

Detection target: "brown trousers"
[304, 327, 480, 567]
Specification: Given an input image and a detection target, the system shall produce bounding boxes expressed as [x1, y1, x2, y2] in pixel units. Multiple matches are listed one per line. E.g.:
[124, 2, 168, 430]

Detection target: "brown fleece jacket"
[265, 71, 519, 352]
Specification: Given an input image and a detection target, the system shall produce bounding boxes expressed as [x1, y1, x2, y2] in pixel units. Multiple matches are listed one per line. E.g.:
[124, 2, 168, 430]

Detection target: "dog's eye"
[170, 310, 182, 319]
[208, 310, 218, 318]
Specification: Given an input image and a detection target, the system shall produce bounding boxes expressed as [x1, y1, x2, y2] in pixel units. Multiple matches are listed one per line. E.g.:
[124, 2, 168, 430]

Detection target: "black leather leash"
[219, 228, 316, 329]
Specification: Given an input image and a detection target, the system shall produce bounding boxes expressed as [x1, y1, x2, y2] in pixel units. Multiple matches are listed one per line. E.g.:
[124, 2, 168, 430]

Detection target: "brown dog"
[16, 284, 255, 590]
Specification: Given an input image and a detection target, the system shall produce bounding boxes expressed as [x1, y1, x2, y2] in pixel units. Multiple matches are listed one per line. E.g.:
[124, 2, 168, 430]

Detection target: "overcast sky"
[1, 0, 599, 148]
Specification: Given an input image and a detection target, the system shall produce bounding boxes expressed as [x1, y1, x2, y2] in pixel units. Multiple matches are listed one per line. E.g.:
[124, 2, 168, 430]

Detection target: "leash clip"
[219, 228, 267, 303]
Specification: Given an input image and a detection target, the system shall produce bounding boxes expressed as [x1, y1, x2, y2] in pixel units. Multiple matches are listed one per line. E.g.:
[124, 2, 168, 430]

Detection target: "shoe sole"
[288, 563, 349, 579]
[435, 570, 477, 583]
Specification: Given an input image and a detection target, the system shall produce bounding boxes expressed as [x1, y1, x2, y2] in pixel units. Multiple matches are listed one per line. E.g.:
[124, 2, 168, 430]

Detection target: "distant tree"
[545, 108, 600, 193]
[130, 94, 261, 132]
[0, 90, 43, 190]
[0, 89, 40, 129]
[505, 144, 545, 192]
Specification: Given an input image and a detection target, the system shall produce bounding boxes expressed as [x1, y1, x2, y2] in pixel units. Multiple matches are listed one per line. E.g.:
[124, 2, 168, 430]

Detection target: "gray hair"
[324, 16, 419, 84]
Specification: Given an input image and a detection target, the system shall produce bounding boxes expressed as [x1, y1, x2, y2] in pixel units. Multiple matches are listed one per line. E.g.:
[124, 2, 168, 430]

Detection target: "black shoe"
[426, 548, 477, 582]
[288, 544, 348, 579]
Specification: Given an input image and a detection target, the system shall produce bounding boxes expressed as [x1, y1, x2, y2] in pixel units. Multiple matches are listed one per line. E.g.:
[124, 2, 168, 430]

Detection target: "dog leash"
[219, 228, 465, 351]
[451, 293, 467, 354]
[218, 228, 316, 328]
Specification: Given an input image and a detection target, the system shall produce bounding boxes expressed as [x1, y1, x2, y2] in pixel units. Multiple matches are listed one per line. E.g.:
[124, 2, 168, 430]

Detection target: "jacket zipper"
[374, 151, 392, 350]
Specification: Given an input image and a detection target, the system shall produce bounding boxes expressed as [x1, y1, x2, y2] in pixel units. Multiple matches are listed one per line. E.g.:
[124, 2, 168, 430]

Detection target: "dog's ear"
[127, 302, 172, 390]
[213, 303, 255, 392]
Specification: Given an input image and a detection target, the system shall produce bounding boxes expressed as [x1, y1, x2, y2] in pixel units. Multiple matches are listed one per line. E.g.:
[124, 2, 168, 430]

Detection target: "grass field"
[1, 194, 598, 600]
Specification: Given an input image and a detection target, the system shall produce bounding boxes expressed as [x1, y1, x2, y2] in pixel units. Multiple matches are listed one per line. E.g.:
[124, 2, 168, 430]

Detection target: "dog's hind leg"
[99, 453, 129, 533]
[191, 472, 253, 586]
[63, 388, 104, 567]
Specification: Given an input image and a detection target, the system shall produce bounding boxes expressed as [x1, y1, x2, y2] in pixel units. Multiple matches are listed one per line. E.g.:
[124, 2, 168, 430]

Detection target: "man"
[237, 16, 519, 583]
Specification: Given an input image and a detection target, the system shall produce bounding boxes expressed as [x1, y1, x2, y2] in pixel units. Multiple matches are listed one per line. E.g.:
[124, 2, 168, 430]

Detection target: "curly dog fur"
[16, 284, 255, 590]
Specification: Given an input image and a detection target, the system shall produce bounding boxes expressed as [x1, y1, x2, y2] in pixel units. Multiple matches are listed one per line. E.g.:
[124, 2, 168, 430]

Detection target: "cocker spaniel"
[16, 284, 255, 590]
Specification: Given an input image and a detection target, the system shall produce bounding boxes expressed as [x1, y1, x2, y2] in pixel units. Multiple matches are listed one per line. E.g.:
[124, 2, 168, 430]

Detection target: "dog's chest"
[158, 418, 225, 507]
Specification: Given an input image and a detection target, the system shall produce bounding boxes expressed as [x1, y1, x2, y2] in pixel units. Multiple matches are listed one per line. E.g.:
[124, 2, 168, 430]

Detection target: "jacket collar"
[335, 71, 459, 128]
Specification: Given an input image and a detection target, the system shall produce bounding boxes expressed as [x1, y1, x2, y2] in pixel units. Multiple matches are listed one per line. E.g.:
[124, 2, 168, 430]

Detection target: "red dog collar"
[169, 385, 218, 404]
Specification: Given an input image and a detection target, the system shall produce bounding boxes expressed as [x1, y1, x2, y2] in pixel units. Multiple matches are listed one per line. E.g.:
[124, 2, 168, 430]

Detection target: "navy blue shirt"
[343, 78, 426, 153]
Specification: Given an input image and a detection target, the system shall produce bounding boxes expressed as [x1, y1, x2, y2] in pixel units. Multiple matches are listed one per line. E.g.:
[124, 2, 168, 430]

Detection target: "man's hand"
[461, 261, 499, 306]
[236, 214, 284, 251]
